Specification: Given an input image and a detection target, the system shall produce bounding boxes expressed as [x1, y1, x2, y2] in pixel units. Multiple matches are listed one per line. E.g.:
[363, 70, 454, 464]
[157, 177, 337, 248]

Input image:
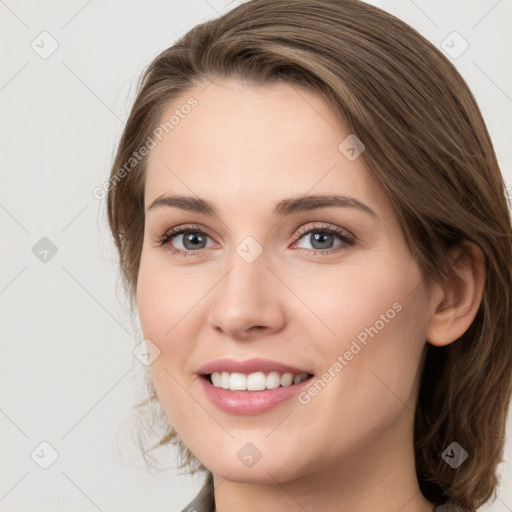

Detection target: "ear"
[426, 241, 486, 347]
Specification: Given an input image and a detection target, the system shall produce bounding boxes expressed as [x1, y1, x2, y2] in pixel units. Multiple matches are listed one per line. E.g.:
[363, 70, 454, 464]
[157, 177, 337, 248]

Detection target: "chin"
[196, 446, 313, 485]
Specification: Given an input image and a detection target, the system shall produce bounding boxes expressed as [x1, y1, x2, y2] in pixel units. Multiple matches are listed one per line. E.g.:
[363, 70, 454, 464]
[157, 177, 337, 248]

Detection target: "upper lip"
[197, 358, 312, 376]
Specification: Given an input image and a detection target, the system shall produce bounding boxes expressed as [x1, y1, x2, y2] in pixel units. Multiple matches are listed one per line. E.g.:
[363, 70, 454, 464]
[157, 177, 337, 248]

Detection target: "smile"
[208, 371, 310, 391]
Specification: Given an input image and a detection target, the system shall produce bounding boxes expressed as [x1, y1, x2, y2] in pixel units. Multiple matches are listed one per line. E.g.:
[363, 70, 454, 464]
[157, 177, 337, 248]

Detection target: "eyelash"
[154, 222, 356, 258]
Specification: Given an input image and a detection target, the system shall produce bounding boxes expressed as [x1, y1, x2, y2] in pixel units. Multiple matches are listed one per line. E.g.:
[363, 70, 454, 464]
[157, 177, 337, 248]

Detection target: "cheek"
[283, 270, 427, 468]
[137, 265, 171, 346]
[136, 256, 201, 414]
[294, 249, 423, 355]
[137, 300, 199, 438]
[298, 252, 427, 410]
[136, 251, 203, 342]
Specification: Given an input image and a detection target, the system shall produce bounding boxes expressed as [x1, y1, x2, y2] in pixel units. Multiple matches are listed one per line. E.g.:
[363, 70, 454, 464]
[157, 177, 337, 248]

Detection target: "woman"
[106, 0, 512, 510]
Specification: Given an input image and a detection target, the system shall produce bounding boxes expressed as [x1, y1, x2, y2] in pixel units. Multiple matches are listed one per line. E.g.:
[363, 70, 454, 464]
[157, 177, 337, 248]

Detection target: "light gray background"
[1, 0, 511, 510]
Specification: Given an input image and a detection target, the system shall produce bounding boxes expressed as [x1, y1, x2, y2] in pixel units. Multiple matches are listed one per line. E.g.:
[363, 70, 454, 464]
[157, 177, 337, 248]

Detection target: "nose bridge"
[208, 237, 286, 337]
[219, 242, 271, 313]
[221, 230, 270, 297]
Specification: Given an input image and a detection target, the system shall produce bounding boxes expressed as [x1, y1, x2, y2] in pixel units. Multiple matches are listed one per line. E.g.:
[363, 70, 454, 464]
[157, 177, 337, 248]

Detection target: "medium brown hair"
[106, 0, 512, 509]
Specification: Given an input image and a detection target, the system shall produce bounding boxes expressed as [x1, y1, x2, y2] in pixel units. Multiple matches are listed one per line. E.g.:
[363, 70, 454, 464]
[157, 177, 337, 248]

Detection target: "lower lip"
[198, 375, 314, 415]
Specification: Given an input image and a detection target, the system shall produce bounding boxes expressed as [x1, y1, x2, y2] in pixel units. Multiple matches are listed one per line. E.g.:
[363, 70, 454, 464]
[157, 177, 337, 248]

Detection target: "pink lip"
[196, 358, 314, 415]
[196, 357, 311, 376]
[198, 376, 314, 415]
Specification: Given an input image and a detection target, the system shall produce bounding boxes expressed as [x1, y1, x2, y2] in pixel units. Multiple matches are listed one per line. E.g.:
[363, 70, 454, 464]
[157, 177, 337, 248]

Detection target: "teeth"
[280, 373, 294, 386]
[209, 371, 309, 391]
[229, 372, 246, 391]
[266, 371, 281, 389]
[221, 371, 230, 389]
[211, 372, 222, 387]
[247, 372, 266, 391]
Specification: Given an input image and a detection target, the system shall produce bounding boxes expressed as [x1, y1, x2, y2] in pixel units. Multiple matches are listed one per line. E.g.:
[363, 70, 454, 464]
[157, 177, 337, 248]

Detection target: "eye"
[292, 223, 355, 255]
[155, 224, 216, 257]
[154, 222, 355, 257]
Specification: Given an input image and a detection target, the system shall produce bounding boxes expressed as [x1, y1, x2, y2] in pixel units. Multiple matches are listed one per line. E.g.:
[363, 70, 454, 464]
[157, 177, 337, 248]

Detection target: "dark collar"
[180, 473, 215, 512]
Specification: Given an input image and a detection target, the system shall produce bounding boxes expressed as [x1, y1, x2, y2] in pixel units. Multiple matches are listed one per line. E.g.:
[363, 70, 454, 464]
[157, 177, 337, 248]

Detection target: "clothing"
[179, 474, 448, 512]
[180, 474, 215, 512]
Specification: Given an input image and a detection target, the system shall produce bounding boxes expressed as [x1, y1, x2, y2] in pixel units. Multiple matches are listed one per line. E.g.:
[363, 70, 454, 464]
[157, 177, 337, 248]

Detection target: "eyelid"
[159, 223, 213, 240]
[293, 222, 355, 241]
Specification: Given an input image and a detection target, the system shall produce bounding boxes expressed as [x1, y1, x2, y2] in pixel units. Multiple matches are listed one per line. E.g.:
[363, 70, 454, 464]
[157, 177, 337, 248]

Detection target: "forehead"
[144, 79, 388, 217]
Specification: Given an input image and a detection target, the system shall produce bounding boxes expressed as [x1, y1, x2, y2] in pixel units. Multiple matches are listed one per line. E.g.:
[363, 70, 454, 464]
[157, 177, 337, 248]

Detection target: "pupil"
[184, 231, 205, 250]
[312, 232, 333, 249]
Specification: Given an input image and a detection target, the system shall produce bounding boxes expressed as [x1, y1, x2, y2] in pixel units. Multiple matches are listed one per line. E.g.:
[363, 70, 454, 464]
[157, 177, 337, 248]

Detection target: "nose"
[208, 249, 287, 341]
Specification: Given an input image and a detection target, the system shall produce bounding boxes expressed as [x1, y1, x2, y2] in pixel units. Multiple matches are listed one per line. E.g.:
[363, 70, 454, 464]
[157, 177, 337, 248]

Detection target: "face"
[137, 79, 431, 483]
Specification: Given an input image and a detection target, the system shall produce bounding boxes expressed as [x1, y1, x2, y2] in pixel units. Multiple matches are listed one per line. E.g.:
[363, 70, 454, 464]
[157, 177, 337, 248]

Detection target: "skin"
[137, 79, 485, 512]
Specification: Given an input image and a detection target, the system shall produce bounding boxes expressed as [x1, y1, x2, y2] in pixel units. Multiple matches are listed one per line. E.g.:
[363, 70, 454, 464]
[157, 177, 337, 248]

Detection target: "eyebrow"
[146, 194, 377, 218]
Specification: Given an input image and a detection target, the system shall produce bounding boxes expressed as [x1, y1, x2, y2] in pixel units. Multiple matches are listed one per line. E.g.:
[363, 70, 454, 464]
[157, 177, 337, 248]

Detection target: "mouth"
[196, 358, 315, 414]
[201, 371, 314, 391]
[198, 370, 315, 415]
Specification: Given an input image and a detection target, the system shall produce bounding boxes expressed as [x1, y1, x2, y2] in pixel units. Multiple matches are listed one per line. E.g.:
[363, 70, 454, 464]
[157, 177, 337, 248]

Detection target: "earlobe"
[426, 241, 486, 347]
